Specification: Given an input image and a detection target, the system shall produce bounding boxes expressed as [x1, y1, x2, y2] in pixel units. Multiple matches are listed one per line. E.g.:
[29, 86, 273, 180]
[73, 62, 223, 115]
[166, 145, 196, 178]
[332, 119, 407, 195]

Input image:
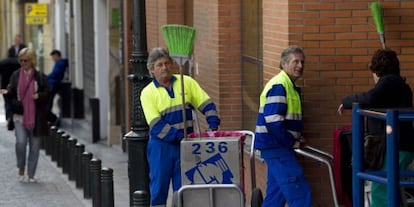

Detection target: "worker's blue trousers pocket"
[265, 154, 312, 206]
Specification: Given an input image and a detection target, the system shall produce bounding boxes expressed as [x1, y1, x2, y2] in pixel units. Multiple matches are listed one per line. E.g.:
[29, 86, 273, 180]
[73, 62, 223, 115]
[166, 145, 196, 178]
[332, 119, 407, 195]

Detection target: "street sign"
[25, 3, 48, 25]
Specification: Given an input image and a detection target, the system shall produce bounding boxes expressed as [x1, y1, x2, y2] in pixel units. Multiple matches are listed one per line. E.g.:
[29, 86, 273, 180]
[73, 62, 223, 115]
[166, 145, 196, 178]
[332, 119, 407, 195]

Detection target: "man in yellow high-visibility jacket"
[254, 45, 312, 207]
[141, 47, 220, 207]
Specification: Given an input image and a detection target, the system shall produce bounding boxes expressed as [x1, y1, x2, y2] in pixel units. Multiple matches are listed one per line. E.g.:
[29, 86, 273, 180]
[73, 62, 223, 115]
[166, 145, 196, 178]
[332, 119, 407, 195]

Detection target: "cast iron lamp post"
[123, 0, 152, 206]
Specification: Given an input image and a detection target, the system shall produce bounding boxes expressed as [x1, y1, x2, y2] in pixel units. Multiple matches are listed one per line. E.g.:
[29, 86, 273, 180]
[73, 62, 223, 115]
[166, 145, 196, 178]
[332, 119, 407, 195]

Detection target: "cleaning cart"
[178, 130, 247, 207]
[178, 130, 268, 207]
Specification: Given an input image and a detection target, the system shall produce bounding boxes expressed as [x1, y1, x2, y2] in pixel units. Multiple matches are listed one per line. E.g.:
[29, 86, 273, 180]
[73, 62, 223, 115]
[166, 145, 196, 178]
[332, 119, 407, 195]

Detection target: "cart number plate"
[191, 142, 228, 154]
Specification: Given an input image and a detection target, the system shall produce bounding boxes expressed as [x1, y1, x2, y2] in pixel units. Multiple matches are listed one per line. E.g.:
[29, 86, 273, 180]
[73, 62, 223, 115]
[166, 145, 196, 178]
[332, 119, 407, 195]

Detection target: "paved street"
[0, 95, 174, 207]
[0, 111, 90, 206]
[0, 96, 130, 207]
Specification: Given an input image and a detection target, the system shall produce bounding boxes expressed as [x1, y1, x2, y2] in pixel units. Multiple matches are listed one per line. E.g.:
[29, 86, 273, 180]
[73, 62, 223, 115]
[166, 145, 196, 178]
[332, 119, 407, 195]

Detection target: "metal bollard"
[82, 152, 93, 199]
[52, 130, 64, 162]
[65, 138, 77, 175]
[90, 158, 102, 207]
[101, 167, 114, 207]
[67, 138, 78, 180]
[58, 134, 70, 169]
[63, 137, 72, 174]
[47, 126, 57, 156]
[132, 191, 149, 207]
[74, 143, 85, 185]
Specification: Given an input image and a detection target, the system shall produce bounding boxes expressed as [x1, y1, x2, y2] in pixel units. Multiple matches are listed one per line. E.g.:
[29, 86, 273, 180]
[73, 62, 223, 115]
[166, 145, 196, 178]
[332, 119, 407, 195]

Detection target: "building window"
[241, 0, 263, 130]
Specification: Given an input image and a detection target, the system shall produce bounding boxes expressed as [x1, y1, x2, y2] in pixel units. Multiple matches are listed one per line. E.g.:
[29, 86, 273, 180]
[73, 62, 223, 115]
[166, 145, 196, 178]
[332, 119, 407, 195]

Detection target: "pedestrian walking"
[0, 49, 21, 130]
[8, 34, 26, 58]
[1, 48, 50, 183]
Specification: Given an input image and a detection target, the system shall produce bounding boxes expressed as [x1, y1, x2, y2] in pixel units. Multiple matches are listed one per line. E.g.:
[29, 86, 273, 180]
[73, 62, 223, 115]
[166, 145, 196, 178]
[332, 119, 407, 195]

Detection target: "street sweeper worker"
[141, 47, 220, 207]
[254, 45, 312, 207]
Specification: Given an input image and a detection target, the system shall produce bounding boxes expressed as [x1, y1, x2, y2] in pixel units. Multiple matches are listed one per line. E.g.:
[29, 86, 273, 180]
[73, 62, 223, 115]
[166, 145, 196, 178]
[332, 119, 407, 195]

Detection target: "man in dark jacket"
[0, 49, 21, 123]
[8, 34, 26, 58]
[338, 49, 414, 207]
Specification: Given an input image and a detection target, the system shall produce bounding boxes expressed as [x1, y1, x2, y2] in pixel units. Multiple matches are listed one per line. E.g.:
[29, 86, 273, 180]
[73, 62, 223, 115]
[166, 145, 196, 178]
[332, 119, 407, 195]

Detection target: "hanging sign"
[25, 3, 48, 25]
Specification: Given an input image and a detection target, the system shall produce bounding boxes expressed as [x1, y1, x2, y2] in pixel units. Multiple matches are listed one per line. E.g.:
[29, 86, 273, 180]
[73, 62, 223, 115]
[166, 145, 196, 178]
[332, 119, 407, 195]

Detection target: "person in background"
[0, 49, 21, 129]
[47, 49, 68, 126]
[8, 34, 26, 58]
[338, 49, 414, 207]
[140, 47, 220, 207]
[1, 48, 50, 183]
[254, 45, 312, 207]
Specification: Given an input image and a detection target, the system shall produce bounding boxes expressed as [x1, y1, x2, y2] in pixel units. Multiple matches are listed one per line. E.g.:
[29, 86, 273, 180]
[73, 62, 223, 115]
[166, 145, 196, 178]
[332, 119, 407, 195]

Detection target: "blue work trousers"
[262, 154, 312, 207]
[147, 138, 181, 207]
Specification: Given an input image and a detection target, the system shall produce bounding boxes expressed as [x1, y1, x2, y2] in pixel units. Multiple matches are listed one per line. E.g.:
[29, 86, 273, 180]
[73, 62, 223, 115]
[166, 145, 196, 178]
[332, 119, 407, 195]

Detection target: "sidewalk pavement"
[59, 118, 130, 207]
[0, 94, 173, 207]
[59, 119, 172, 207]
[0, 110, 90, 206]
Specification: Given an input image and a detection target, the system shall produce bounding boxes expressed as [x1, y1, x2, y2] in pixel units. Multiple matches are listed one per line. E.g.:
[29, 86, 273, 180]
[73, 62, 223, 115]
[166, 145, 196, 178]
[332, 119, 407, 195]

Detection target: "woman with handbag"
[337, 49, 414, 207]
[1, 47, 50, 183]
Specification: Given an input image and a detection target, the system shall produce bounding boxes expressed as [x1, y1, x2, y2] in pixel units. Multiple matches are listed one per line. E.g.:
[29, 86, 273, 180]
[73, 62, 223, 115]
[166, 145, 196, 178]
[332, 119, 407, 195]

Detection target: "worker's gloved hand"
[205, 128, 218, 137]
[293, 136, 306, 149]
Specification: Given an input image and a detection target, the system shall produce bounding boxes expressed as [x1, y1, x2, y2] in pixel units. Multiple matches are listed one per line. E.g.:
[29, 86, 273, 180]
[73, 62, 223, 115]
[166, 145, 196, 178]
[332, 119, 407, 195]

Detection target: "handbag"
[364, 134, 386, 171]
[11, 98, 24, 115]
[10, 73, 35, 115]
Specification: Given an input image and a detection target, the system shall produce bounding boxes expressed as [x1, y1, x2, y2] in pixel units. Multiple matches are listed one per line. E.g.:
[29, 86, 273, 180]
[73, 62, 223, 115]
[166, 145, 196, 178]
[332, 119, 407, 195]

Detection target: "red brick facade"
[138, 0, 414, 206]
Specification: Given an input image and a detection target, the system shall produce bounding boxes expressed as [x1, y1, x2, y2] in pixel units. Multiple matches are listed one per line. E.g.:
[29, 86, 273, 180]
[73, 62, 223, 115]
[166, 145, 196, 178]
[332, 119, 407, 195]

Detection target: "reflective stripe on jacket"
[254, 70, 303, 150]
[141, 74, 220, 143]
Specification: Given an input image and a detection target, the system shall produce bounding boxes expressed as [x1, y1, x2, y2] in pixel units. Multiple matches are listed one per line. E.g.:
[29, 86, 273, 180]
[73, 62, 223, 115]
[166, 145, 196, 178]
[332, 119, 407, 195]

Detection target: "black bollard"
[47, 126, 57, 156]
[67, 138, 78, 180]
[101, 167, 114, 207]
[82, 152, 93, 199]
[52, 130, 64, 162]
[74, 143, 85, 184]
[65, 138, 77, 175]
[132, 191, 149, 207]
[61, 136, 73, 174]
[58, 134, 70, 169]
[90, 158, 102, 207]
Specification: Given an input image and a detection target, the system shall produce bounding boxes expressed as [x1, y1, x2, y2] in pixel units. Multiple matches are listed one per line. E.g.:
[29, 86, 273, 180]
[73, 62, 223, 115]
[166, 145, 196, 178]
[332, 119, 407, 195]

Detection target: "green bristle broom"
[161, 24, 197, 138]
[370, 2, 386, 49]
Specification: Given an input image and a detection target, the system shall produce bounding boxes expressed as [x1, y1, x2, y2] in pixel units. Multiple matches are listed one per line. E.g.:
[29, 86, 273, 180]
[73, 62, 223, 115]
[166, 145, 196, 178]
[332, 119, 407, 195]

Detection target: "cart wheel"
[251, 188, 263, 207]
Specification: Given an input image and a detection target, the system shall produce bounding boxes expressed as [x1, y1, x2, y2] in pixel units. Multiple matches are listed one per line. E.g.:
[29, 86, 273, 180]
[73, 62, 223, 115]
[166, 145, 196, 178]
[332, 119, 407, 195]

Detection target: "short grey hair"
[147, 47, 172, 70]
[280, 45, 305, 69]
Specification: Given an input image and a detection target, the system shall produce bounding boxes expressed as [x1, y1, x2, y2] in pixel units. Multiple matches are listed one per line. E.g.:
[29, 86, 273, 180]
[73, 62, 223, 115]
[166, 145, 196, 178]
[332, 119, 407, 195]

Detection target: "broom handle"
[379, 32, 386, 49]
[179, 65, 188, 139]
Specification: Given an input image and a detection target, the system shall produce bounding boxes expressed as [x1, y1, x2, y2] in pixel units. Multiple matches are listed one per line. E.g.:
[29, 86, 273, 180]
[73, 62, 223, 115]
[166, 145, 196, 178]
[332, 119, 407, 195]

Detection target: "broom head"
[162, 24, 196, 59]
[370, 2, 384, 33]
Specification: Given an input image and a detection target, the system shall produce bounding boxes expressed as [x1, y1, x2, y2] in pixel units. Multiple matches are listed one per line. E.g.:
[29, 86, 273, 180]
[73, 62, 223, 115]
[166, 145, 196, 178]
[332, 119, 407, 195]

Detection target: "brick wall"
[193, 0, 242, 130]
[143, 0, 414, 206]
[146, 0, 243, 130]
